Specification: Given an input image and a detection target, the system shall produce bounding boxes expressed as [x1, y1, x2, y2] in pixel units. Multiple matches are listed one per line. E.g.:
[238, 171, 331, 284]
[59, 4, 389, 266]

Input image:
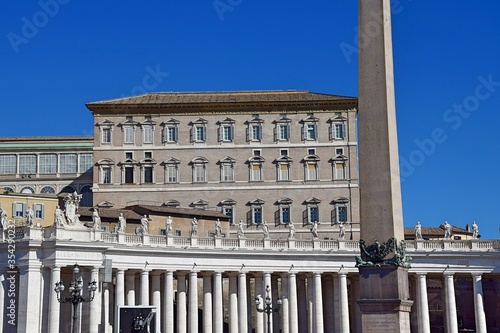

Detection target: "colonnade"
[0, 265, 492, 332]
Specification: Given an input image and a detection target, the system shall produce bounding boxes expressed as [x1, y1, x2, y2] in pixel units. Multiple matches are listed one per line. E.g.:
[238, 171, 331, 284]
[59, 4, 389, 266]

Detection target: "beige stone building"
[0, 136, 94, 206]
[0, 192, 59, 228]
[86, 90, 359, 239]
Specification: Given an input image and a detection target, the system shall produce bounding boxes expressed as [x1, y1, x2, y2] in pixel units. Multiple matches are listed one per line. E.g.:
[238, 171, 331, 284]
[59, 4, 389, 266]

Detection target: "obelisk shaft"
[357, 0, 412, 332]
[358, 0, 404, 243]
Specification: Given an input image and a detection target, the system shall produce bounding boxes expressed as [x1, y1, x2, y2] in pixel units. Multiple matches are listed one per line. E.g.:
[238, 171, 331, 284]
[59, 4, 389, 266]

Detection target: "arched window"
[20, 186, 35, 194]
[40, 186, 56, 194]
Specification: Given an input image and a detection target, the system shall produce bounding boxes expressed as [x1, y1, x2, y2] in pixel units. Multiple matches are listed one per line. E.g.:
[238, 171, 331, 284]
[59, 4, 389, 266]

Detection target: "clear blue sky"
[1, 1, 499, 239]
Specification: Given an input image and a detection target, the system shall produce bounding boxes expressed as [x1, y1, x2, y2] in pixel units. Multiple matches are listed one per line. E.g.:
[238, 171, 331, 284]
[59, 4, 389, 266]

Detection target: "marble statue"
[338, 221, 349, 240]
[287, 221, 296, 239]
[310, 221, 319, 239]
[117, 213, 126, 233]
[215, 219, 222, 237]
[472, 221, 479, 239]
[141, 215, 149, 234]
[237, 219, 245, 239]
[1, 208, 7, 230]
[165, 216, 173, 235]
[262, 221, 270, 239]
[25, 205, 34, 227]
[415, 221, 423, 240]
[64, 191, 82, 225]
[92, 208, 101, 230]
[443, 221, 452, 240]
[191, 217, 198, 236]
[54, 206, 65, 227]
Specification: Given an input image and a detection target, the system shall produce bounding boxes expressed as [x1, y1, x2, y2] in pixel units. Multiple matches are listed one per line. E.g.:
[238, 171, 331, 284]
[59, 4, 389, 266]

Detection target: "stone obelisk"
[357, 0, 413, 331]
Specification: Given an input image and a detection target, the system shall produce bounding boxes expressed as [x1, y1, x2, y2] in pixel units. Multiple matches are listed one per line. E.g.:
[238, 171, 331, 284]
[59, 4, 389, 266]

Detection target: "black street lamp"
[54, 264, 97, 333]
[255, 285, 282, 333]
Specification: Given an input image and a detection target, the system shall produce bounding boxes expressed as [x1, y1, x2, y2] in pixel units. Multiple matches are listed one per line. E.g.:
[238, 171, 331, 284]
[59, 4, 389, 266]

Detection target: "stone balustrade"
[12, 226, 500, 253]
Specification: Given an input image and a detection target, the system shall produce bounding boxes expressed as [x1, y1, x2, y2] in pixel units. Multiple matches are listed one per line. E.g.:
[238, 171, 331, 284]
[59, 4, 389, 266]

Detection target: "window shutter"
[190, 127, 194, 142]
[174, 127, 178, 142]
[202, 127, 206, 141]
[230, 126, 234, 140]
[273, 126, 277, 142]
[274, 209, 279, 225]
[218, 126, 222, 142]
[314, 123, 318, 139]
[301, 124, 305, 141]
[246, 127, 249, 142]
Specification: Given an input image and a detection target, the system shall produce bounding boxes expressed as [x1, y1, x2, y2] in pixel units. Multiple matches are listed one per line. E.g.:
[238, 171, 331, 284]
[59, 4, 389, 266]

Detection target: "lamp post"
[255, 285, 282, 333]
[54, 264, 97, 333]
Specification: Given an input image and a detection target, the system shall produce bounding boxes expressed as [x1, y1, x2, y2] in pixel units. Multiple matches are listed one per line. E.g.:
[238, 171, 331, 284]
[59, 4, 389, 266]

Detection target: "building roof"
[0, 136, 94, 150]
[86, 90, 358, 114]
[128, 204, 230, 220]
[78, 207, 143, 221]
[404, 224, 473, 237]
[0, 136, 93, 142]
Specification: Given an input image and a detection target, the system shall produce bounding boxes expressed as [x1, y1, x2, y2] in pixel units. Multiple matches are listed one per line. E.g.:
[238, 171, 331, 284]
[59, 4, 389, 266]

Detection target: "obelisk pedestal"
[357, 0, 413, 331]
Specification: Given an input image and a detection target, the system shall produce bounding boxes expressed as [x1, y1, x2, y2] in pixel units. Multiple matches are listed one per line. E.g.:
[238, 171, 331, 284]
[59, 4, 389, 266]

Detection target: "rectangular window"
[250, 125, 262, 141]
[124, 167, 134, 183]
[306, 124, 317, 140]
[194, 164, 205, 182]
[307, 163, 318, 180]
[221, 164, 234, 182]
[223, 207, 234, 224]
[145, 152, 152, 159]
[335, 163, 345, 179]
[221, 126, 233, 142]
[79, 153, 93, 173]
[277, 124, 290, 141]
[253, 207, 262, 225]
[102, 128, 111, 144]
[102, 167, 112, 184]
[194, 126, 206, 142]
[336, 148, 344, 155]
[19, 155, 37, 174]
[124, 127, 134, 143]
[0, 155, 17, 174]
[13, 202, 25, 217]
[308, 148, 316, 155]
[34, 203, 44, 219]
[280, 149, 288, 157]
[280, 206, 290, 224]
[166, 165, 178, 183]
[253, 149, 261, 156]
[337, 206, 347, 223]
[125, 152, 133, 160]
[334, 123, 345, 140]
[251, 164, 262, 181]
[308, 206, 319, 223]
[144, 166, 153, 183]
[278, 164, 290, 181]
[165, 126, 178, 143]
[60, 154, 77, 174]
[143, 126, 153, 143]
[39, 154, 57, 174]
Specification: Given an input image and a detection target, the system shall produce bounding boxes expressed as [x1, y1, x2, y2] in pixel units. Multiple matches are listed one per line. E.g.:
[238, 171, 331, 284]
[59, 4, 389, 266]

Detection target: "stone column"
[126, 272, 135, 306]
[177, 273, 187, 333]
[238, 272, 248, 333]
[472, 273, 487, 333]
[17, 264, 42, 332]
[213, 272, 223, 333]
[357, 0, 413, 330]
[307, 276, 314, 333]
[416, 273, 430, 333]
[164, 271, 174, 333]
[89, 267, 100, 333]
[280, 274, 290, 333]
[151, 271, 161, 328]
[140, 270, 150, 305]
[203, 273, 213, 333]
[48, 266, 61, 333]
[297, 274, 308, 333]
[322, 274, 334, 333]
[115, 270, 125, 307]
[255, 275, 264, 333]
[339, 273, 350, 333]
[102, 282, 110, 333]
[188, 271, 199, 333]
[443, 272, 458, 333]
[313, 272, 324, 333]
[229, 273, 238, 333]
[288, 272, 298, 333]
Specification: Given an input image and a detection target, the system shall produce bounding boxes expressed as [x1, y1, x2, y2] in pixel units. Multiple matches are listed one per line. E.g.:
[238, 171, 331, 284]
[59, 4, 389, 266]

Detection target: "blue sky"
[1, 1, 499, 239]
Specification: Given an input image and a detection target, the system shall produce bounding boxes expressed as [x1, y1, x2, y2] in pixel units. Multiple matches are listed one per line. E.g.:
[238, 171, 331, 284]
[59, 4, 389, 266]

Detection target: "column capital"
[415, 271, 427, 277]
[443, 270, 455, 277]
[471, 272, 484, 278]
